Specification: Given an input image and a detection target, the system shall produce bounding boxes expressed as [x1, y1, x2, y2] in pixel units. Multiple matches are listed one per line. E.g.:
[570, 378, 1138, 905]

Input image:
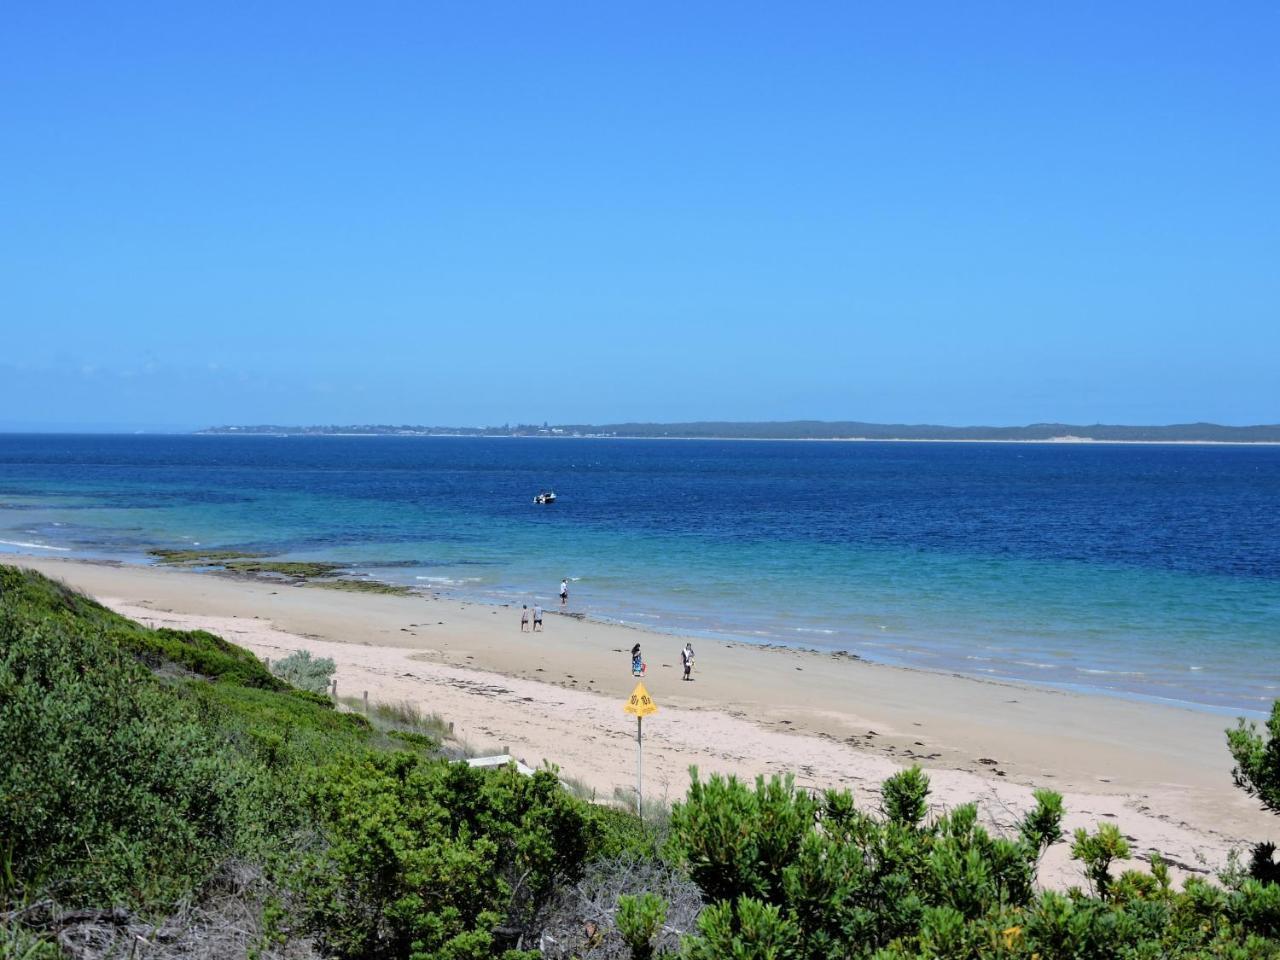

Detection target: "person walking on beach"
[631, 642, 644, 677]
[533, 603, 544, 632]
[681, 642, 695, 681]
[520, 604, 530, 632]
[559, 578, 569, 607]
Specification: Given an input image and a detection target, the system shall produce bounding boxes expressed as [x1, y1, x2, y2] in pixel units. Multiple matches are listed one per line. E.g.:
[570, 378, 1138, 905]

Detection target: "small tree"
[1228, 704, 1280, 814]
[1071, 823, 1129, 900]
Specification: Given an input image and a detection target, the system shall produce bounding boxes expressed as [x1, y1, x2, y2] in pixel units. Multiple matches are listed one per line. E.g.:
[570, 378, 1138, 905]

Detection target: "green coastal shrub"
[670, 767, 1280, 959]
[616, 891, 669, 960]
[0, 564, 284, 689]
[0, 567, 377, 909]
[296, 756, 596, 958]
[270, 648, 337, 694]
[1229, 703, 1280, 815]
[0, 614, 241, 905]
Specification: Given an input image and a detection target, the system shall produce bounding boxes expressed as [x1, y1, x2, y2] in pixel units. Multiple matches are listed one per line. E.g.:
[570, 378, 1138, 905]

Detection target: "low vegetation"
[3, 564, 1280, 958]
[269, 649, 337, 694]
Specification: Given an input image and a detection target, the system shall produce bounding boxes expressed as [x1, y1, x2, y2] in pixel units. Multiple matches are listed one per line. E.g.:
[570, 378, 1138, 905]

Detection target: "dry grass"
[338, 696, 451, 740]
[11, 861, 318, 960]
[538, 855, 703, 959]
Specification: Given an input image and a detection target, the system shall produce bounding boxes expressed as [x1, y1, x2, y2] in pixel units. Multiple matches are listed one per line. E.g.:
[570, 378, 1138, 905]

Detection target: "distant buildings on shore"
[198, 420, 1280, 443]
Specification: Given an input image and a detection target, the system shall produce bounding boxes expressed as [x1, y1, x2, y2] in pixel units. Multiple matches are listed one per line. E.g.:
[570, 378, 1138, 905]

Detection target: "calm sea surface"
[2, 434, 1277, 713]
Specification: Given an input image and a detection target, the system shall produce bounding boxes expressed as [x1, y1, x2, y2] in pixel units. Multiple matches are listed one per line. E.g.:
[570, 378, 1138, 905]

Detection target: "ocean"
[2, 433, 1277, 714]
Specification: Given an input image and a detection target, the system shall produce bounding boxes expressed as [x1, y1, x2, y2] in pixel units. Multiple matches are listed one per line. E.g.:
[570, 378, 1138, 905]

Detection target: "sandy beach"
[6, 553, 1275, 889]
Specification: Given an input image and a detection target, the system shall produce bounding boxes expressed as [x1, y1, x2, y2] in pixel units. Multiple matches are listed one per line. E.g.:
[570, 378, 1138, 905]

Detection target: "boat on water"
[533, 490, 557, 505]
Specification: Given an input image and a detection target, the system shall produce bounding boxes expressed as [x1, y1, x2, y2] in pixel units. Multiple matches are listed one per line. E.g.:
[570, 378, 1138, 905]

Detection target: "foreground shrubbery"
[0, 567, 609, 958]
[667, 770, 1280, 959]
[3, 564, 1280, 959]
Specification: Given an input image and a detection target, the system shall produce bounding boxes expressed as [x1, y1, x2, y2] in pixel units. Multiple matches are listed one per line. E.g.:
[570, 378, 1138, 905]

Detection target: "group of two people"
[519, 603, 543, 631]
[520, 578, 570, 632]
[631, 640, 696, 681]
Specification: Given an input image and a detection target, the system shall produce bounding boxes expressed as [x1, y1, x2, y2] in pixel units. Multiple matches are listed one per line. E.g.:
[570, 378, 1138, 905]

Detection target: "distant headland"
[198, 420, 1280, 442]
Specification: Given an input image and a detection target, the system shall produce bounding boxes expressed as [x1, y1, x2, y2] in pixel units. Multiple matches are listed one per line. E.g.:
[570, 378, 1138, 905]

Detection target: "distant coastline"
[198, 419, 1280, 443]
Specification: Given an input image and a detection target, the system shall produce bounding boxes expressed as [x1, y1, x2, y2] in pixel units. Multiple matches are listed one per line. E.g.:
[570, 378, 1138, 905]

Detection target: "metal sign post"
[637, 715, 643, 815]
[623, 681, 658, 817]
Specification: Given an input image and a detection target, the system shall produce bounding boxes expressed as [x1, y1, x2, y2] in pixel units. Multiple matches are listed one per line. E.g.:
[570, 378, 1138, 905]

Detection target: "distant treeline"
[200, 420, 1280, 442]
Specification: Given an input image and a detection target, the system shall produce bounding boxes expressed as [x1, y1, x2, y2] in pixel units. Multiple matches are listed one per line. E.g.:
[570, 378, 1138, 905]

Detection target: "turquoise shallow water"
[1, 434, 1277, 714]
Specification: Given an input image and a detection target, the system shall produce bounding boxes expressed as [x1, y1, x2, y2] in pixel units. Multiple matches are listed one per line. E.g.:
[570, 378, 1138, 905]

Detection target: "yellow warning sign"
[624, 681, 658, 717]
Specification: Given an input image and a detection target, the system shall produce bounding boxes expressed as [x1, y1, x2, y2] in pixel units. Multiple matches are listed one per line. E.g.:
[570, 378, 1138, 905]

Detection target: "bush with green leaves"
[617, 892, 668, 960]
[1229, 704, 1280, 815]
[0, 611, 243, 906]
[270, 648, 337, 694]
[670, 766, 1280, 959]
[0, 564, 285, 689]
[295, 755, 597, 958]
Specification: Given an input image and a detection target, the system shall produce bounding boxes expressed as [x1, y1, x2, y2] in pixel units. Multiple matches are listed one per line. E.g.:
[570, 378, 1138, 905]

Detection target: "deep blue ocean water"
[2, 434, 1277, 713]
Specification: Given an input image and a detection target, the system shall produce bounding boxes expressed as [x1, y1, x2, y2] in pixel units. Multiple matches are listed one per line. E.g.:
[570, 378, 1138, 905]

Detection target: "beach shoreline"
[5, 552, 1276, 889]
[0, 543, 1266, 719]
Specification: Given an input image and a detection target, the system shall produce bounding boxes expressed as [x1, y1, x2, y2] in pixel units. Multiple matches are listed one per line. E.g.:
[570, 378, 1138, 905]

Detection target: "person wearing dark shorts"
[533, 604, 544, 631]
[560, 578, 569, 607]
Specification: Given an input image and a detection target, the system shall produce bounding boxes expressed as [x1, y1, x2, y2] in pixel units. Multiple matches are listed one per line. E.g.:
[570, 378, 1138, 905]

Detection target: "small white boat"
[533, 490, 557, 505]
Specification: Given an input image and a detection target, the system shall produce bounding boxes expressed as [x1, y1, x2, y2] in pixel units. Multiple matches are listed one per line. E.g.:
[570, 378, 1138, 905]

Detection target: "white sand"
[7, 555, 1276, 889]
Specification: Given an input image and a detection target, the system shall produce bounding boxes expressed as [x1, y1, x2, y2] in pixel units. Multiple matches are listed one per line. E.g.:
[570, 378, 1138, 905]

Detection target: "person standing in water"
[559, 578, 569, 607]
[533, 603, 544, 632]
[520, 604, 530, 632]
[681, 642, 695, 681]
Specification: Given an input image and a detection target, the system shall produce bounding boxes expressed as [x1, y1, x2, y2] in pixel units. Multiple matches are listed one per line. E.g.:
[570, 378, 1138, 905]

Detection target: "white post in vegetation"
[363, 690, 368, 714]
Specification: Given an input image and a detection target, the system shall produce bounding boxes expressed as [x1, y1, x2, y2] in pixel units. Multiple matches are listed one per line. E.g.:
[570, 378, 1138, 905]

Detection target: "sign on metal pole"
[623, 681, 658, 718]
[623, 681, 658, 815]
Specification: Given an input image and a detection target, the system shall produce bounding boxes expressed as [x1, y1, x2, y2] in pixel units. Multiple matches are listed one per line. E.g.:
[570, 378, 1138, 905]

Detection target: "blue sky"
[3, 3, 1277, 430]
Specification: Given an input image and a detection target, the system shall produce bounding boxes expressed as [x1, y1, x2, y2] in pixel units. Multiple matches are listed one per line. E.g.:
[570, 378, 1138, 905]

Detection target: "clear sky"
[3, 3, 1277, 430]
